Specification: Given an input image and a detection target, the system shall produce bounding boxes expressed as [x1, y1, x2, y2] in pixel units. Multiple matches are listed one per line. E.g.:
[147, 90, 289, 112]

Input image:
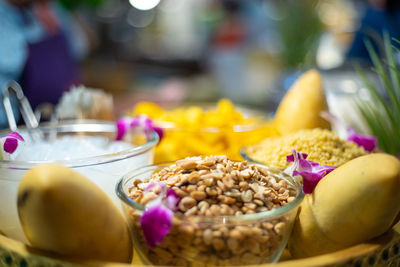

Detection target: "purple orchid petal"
[312, 165, 337, 175]
[320, 111, 339, 125]
[285, 150, 308, 175]
[294, 170, 324, 194]
[6, 132, 24, 141]
[130, 119, 140, 128]
[144, 182, 166, 193]
[152, 126, 164, 141]
[144, 183, 157, 192]
[321, 111, 378, 151]
[140, 204, 173, 248]
[141, 116, 164, 141]
[165, 188, 180, 210]
[347, 127, 377, 152]
[320, 111, 348, 139]
[1, 131, 25, 155]
[298, 158, 314, 172]
[140, 185, 180, 248]
[286, 150, 337, 194]
[116, 117, 134, 141]
[286, 152, 308, 163]
[143, 117, 153, 128]
[3, 138, 18, 154]
[115, 115, 164, 143]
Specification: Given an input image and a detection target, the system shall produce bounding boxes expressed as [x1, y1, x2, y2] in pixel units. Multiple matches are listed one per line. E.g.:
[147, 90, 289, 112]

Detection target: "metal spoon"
[2, 81, 42, 141]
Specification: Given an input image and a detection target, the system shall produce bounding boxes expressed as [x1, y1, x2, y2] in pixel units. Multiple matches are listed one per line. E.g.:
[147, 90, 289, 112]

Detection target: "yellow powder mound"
[244, 128, 368, 168]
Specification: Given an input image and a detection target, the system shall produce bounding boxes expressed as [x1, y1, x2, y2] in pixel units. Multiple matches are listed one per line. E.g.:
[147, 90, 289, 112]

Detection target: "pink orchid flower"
[320, 111, 377, 152]
[285, 150, 337, 194]
[116, 115, 163, 143]
[140, 183, 180, 248]
[0, 132, 24, 160]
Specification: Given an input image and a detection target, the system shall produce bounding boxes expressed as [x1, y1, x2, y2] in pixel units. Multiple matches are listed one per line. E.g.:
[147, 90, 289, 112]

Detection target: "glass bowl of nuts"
[116, 156, 304, 266]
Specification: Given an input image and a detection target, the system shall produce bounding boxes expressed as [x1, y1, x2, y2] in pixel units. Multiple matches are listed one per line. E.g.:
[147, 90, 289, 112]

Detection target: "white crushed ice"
[14, 135, 134, 161]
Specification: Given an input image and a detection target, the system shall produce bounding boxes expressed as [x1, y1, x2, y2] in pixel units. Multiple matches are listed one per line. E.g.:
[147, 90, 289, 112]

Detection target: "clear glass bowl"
[116, 162, 304, 266]
[240, 148, 265, 165]
[0, 120, 158, 243]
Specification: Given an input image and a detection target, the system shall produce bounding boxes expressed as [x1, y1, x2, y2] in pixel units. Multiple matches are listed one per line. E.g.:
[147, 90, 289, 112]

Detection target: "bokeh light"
[128, 0, 160, 11]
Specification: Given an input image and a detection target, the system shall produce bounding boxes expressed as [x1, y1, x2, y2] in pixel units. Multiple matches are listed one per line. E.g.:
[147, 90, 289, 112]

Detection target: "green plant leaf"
[357, 101, 392, 153]
[356, 35, 400, 156]
[384, 33, 400, 100]
[366, 41, 400, 114]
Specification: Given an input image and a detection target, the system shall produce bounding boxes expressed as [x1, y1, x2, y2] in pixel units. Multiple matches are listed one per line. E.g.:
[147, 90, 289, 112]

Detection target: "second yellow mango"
[275, 69, 330, 135]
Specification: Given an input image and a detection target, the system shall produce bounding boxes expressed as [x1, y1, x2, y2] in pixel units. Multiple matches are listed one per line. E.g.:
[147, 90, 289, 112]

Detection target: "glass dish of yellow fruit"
[127, 99, 278, 163]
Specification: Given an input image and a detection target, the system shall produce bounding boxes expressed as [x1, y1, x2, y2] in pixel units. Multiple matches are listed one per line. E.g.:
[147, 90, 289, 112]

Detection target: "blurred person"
[347, 0, 400, 62]
[207, 0, 249, 103]
[0, 0, 90, 128]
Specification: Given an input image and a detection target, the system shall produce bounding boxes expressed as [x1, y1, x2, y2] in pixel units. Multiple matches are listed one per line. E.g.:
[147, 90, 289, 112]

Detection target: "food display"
[2, 66, 400, 267]
[118, 156, 303, 265]
[243, 128, 368, 168]
[17, 164, 132, 263]
[128, 99, 278, 162]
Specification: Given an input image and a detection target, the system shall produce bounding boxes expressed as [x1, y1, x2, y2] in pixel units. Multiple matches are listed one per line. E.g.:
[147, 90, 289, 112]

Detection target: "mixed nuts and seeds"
[127, 156, 299, 266]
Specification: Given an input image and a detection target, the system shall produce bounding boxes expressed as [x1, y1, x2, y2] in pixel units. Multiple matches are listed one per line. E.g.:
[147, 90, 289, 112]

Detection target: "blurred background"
[1, 0, 399, 121]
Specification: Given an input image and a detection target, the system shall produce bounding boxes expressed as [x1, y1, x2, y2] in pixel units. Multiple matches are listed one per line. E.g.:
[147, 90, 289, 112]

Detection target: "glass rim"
[116, 161, 304, 223]
[240, 147, 266, 165]
[155, 120, 269, 133]
[0, 120, 159, 169]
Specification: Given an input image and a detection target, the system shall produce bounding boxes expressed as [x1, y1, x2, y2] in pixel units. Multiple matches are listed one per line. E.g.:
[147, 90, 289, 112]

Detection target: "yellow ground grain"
[244, 128, 368, 168]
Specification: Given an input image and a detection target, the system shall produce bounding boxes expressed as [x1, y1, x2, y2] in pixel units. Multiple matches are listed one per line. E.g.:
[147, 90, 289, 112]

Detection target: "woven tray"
[1, 230, 400, 267]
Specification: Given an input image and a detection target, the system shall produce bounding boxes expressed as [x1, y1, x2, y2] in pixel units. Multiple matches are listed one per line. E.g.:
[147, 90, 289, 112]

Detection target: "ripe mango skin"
[17, 164, 132, 263]
[275, 69, 330, 135]
[289, 153, 400, 258]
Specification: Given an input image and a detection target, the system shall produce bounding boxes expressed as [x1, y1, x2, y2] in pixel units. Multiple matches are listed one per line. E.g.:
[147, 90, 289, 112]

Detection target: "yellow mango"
[17, 164, 132, 263]
[275, 69, 330, 135]
[289, 153, 400, 258]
